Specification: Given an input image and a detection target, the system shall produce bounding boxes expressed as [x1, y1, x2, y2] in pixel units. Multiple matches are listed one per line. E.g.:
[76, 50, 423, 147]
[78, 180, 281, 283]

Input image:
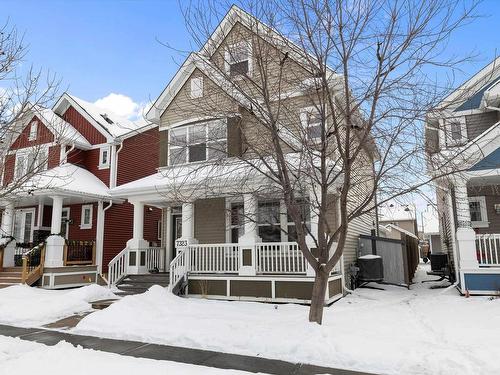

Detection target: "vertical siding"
[467, 185, 500, 234]
[10, 116, 54, 150]
[62, 106, 107, 145]
[65, 203, 97, 241]
[117, 128, 160, 186]
[66, 148, 110, 186]
[194, 198, 226, 243]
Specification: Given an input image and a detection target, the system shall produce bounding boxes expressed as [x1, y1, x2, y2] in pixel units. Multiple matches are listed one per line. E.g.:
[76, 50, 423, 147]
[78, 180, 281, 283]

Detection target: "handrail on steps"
[108, 247, 129, 287]
[21, 242, 46, 286]
[169, 248, 189, 294]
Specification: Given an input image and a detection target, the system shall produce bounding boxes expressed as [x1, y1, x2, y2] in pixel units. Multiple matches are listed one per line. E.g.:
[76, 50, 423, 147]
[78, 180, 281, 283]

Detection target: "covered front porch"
[110, 162, 344, 304]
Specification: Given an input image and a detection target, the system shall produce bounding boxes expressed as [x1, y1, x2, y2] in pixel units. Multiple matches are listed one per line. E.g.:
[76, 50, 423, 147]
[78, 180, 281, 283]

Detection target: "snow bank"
[0, 284, 116, 327]
[0, 335, 266, 375]
[74, 266, 500, 375]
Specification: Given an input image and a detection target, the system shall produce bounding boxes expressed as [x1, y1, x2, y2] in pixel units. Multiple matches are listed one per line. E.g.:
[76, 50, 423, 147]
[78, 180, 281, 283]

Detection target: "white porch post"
[95, 200, 105, 274]
[181, 202, 195, 241]
[454, 177, 479, 273]
[1, 201, 16, 268]
[45, 196, 66, 267]
[127, 200, 149, 274]
[238, 194, 260, 275]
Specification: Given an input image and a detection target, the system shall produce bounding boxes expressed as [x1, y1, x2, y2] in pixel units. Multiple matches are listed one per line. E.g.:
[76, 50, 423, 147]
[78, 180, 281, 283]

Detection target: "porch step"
[115, 273, 169, 296]
[0, 267, 23, 287]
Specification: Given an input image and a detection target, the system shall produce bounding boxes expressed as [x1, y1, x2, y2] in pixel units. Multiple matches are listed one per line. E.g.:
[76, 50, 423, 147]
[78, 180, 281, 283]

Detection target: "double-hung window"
[445, 116, 467, 147]
[169, 119, 227, 165]
[257, 201, 281, 242]
[300, 106, 323, 140]
[229, 202, 245, 243]
[99, 146, 110, 169]
[190, 77, 204, 98]
[80, 204, 93, 229]
[225, 41, 252, 77]
[14, 146, 48, 179]
[469, 196, 488, 228]
[286, 199, 311, 241]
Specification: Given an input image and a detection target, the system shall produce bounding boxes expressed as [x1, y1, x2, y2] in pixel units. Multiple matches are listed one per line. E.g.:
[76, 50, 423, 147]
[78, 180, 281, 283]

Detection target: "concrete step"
[123, 273, 169, 281]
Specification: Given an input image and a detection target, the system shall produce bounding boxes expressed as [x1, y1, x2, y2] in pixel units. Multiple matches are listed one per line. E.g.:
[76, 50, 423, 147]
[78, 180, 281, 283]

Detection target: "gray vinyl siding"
[465, 111, 498, 140]
[467, 185, 500, 234]
[194, 198, 226, 243]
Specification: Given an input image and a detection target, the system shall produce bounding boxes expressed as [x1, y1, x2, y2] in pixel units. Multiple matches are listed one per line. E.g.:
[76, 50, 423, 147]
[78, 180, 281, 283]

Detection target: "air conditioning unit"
[430, 253, 448, 272]
[358, 255, 384, 282]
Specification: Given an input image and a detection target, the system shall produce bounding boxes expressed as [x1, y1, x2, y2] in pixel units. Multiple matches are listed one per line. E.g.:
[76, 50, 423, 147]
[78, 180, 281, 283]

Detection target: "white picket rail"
[476, 234, 500, 266]
[169, 249, 189, 291]
[189, 243, 240, 273]
[144, 246, 165, 271]
[256, 242, 307, 274]
[108, 247, 129, 287]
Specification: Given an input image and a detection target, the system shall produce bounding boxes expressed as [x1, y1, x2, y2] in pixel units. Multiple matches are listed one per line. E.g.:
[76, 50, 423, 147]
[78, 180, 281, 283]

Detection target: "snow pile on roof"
[383, 223, 419, 239]
[13, 163, 111, 199]
[73, 267, 500, 375]
[35, 107, 90, 148]
[0, 284, 116, 327]
[69, 94, 146, 137]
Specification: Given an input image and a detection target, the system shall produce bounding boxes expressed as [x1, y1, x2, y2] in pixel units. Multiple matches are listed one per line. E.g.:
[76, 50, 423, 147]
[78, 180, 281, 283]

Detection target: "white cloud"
[93, 93, 147, 121]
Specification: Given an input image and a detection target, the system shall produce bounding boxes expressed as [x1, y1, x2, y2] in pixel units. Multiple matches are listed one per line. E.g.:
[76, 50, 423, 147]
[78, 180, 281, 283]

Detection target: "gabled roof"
[53, 93, 146, 141]
[8, 106, 91, 150]
[383, 223, 419, 240]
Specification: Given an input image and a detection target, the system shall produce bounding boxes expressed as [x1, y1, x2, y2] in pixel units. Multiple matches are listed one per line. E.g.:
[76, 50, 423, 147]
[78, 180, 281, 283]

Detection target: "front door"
[171, 214, 182, 258]
[13, 209, 35, 244]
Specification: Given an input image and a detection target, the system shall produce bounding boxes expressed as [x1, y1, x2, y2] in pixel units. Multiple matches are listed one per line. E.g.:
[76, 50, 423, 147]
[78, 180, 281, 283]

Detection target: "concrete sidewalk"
[0, 324, 375, 375]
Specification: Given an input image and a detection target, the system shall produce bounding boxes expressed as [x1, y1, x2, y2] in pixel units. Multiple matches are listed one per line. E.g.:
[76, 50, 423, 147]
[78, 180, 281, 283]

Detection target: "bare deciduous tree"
[157, 0, 480, 323]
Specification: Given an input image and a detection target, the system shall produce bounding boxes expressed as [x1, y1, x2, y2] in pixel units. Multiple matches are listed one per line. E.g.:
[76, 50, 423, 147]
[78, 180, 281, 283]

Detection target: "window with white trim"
[169, 119, 227, 165]
[300, 107, 323, 140]
[80, 204, 93, 229]
[99, 146, 110, 168]
[225, 41, 252, 77]
[286, 199, 311, 241]
[257, 201, 281, 242]
[28, 121, 38, 141]
[469, 196, 488, 228]
[14, 147, 48, 179]
[190, 77, 204, 99]
[445, 116, 467, 147]
[157, 220, 162, 240]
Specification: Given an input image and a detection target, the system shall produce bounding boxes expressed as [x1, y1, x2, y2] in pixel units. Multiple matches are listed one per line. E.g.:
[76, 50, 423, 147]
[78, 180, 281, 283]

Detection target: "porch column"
[454, 177, 479, 271]
[1, 201, 15, 268]
[45, 196, 66, 267]
[1, 201, 14, 238]
[181, 202, 195, 241]
[238, 194, 260, 276]
[126, 200, 149, 274]
[95, 200, 105, 274]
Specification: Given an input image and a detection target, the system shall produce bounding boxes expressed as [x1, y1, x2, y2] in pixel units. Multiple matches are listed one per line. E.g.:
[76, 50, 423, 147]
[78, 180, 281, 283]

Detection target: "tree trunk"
[308, 267, 329, 324]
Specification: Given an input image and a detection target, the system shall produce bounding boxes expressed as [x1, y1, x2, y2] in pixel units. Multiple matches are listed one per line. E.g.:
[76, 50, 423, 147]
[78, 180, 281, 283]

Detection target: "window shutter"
[226, 117, 242, 157]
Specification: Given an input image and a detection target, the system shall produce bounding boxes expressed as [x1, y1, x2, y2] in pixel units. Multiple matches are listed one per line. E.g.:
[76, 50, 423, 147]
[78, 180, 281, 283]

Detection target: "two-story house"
[109, 5, 376, 304]
[0, 93, 162, 288]
[426, 56, 500, 295]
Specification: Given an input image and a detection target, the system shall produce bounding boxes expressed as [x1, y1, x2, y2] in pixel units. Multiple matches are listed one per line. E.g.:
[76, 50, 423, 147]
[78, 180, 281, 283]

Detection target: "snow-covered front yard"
[0, 335, 267, 375]
[0, 284, 115, 327]
[72, 265, 500, 375]
[0, 265, 498, 375]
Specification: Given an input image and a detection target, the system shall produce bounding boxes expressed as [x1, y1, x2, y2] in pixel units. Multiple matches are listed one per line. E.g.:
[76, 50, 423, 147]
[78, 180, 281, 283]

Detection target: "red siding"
[102, 203, 161, 273]
[10, 116, 54, 150]
[62, 106, 107, 145]
[117, 128, 160, 186]
[3, 154, 15, 186]
[65, 203, 97, 241]
[42, 205, 52, 227]
[66, 148, 110, 186]
[48, 145, 61, 169]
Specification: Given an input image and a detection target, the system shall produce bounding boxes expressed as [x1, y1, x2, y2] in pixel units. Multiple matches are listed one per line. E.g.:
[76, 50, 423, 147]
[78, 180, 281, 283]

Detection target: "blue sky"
[2, 0, 500, 118]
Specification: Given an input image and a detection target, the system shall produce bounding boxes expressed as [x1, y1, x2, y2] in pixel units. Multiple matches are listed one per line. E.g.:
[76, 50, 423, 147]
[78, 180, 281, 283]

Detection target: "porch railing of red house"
[64, 240, 96, 266]
[476, 234, 500, 266]
[21, 242, 46, 286]
[14, 242, 34, 266]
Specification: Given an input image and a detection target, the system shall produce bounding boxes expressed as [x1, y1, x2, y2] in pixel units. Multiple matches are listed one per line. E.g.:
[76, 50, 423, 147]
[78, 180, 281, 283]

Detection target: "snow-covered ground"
[0, 335, 267, 375]
[72, 265, 500, 375]
[0, 284, 116, 327]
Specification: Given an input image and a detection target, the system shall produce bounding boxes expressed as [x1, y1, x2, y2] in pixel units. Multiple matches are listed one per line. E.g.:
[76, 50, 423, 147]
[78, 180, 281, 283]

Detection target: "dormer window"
[99, 146, 110, 169]
[444, 116, 467, 147]
[190, 77, 204, 99]
[300, 107, 323, 140]
[28, 121, 38, 141]
[225, 41, 252, 77]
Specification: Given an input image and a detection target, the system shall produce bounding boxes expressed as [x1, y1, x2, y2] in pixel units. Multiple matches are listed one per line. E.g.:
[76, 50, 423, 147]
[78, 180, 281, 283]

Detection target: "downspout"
[97, 199, 113, 279]
[60, 143, 75, 164]
[110, 141, 124, 189]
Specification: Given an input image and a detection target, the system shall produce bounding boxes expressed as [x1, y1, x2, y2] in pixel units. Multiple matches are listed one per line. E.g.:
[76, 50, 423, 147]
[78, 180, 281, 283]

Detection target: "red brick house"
[0, 93, 162, 288]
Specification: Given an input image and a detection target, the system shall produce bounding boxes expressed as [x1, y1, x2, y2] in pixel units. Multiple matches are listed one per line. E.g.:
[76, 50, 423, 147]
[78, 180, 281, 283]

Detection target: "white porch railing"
[144, 246, 165, 271]
[256, 242, 307, 274]
[169, 248, 189, 292]
[108, 247, 129, 287]
[476, 234, 500, 266]
[189, 243, 240, 273]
